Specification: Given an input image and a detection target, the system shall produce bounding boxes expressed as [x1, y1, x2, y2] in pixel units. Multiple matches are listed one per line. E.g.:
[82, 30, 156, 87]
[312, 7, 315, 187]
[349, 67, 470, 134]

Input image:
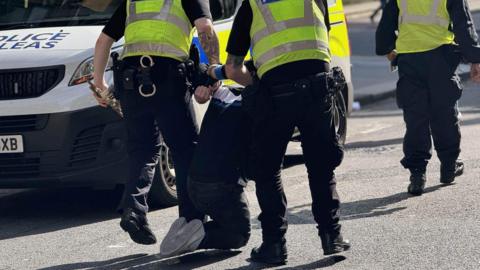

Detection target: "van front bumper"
[0, 107, 129, 188]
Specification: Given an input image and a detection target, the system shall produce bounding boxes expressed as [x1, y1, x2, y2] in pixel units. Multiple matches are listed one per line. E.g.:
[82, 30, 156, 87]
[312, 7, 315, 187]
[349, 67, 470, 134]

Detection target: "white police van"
[0, 0, 353, 206]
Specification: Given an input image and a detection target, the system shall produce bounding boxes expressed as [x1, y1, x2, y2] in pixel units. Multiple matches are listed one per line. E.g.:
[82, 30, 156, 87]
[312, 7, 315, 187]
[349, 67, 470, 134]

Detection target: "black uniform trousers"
[117, 57, 204, 221]
[251, 75, 344, 244]
[396, 45, 462, 170]
[188, 98, 251, 250]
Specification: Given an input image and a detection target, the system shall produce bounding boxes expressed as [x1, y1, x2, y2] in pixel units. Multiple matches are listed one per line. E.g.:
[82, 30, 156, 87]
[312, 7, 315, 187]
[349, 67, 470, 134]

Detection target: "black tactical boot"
[408, 169, 426, 196]
[250, 240, 288, 265]
[120, 208, 157, 245]
[440, 160, 464, 185]
[320, 232, 351, 255]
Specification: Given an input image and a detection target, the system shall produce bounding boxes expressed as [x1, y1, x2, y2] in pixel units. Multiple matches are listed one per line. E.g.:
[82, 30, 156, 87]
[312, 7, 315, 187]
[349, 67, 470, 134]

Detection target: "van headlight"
[69, 47, 122, 86]
[69, 56, 95, 86]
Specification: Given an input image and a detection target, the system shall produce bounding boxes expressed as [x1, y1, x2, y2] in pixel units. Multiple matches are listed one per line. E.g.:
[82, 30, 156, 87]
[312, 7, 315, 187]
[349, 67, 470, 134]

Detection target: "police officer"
[207, 0, 350, 264]
[376, 0, 480, 195]
[92, 0, 220, 245]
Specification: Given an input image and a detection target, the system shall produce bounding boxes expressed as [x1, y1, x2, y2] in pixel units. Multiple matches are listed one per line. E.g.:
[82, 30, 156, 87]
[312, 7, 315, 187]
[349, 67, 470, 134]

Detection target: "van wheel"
[333, 90, 347, 145]
[149, 141, 178, 207]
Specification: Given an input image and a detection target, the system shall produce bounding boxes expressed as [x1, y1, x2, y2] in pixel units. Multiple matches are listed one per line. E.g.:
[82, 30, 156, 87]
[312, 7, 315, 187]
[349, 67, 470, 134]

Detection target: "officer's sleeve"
[102, 0, 126, 41]
[448, 0, 480, 63]
[226, 1, 252, 57]
[183, 0, 212, 25]
[375, 0, 399, 56]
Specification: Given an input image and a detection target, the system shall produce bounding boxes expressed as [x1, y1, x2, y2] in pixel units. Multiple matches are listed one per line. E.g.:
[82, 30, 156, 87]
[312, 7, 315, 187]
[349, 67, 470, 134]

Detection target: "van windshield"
[0, 0, 122, 31]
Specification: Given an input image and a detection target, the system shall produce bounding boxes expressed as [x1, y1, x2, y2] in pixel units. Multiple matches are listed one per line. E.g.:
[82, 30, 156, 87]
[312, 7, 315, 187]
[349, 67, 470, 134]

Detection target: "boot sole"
[324, 244, 351, 255]
[160, 218, 187, 254]
[160, 220, 205, 257]
[408, 186, 424, 196]
[440, 166, 464, 185]
[120, 219, 156, 245]
[408, 190, 423, 196]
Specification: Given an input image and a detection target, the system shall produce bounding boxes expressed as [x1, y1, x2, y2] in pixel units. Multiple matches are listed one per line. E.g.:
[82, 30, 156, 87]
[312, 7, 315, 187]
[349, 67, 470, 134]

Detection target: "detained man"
[159, 82, 252, 257]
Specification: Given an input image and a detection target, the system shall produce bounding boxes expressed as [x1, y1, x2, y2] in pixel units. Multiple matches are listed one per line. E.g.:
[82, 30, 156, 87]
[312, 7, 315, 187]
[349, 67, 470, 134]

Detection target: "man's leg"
[296, 90, 349, 255]
[248, 98, 296, 264]
[120, 110, 160, 215]
[252, 121, 293, 243]
[153, 95, 203, 221]
[397, 75, 432, 170]
[190, 181, 251, 250]
[397, 56, 432, 195]
[428, 49, 463, 184]
[118, 95, 159, 245]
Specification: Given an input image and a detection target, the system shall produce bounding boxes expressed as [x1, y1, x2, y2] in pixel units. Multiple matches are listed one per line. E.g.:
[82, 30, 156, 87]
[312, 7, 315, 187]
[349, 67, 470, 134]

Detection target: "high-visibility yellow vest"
[122, 0, 193, 61]
[249, 0, 331, 78]
[396, 0, 455, 54]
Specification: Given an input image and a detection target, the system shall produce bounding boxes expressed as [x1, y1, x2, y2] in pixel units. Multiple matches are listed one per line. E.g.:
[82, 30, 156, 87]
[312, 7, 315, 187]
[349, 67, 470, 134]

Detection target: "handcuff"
[138, 55, 157, 98]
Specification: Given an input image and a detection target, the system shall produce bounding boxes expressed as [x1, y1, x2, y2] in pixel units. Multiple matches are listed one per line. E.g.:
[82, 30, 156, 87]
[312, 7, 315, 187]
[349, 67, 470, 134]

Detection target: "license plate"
[0, 135, 24, 154]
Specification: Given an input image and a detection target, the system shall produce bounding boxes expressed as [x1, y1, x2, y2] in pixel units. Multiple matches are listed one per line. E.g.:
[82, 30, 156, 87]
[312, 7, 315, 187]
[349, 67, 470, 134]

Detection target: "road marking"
[107, 244, 126, 248]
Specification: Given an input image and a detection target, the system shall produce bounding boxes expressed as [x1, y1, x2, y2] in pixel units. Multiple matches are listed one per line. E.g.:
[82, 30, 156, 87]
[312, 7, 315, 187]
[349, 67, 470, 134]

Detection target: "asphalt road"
[3, 9, 480, 270]
[2, 81, 480, 270]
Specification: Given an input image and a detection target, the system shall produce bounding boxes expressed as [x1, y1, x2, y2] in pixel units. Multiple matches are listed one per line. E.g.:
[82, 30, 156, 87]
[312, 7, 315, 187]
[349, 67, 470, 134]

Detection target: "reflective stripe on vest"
[122, 42, 188, 59]
[122, 0, 192, 61]
[127, 1, 191, 37]
[399, 0, 449, 27]
[251, 2, 327, 46]
[250, 0, 330, 78]
[255, 40, 328, 68]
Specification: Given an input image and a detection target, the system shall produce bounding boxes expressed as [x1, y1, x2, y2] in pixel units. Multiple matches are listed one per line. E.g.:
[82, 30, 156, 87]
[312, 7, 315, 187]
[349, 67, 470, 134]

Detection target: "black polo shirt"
[102, 0, 212, 41]
[227, 0, 331, 86]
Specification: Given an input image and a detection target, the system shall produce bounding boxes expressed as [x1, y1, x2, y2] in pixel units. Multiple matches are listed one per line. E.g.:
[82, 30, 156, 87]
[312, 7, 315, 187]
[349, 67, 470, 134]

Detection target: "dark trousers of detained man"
[159, 86, 252, 257]
[117, 57, 204, 243]
[189, 91, 251, 250]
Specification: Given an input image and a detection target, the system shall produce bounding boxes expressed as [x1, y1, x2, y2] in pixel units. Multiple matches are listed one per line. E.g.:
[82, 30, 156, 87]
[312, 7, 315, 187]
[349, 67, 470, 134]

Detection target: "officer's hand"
[386, 51, 397, 62]
[209, 81, 221, 94]
[93, 94, 108, 108]
[192, 63, 218, 88]
[90, 79, 109, 108]
[194, 86, 212, 104]
[470, 63, 480, 83]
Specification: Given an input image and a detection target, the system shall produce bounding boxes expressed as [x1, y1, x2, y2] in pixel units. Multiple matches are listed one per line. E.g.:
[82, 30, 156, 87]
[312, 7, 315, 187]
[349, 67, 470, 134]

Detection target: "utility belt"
[241, 67, 346, 118]
[111, 53, 189, 98]
[269, 67, 346, 100]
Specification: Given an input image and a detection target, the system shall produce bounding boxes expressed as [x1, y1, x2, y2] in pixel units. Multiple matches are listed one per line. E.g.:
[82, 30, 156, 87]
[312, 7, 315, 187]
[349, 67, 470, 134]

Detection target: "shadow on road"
[0, 187, 131, 241]
[223, 255, 346, 270]
[39, 250, 242, 270]
[279, 255, 347, 270]
[287, 185, 443, 224]
[224, 261, 274, 270]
